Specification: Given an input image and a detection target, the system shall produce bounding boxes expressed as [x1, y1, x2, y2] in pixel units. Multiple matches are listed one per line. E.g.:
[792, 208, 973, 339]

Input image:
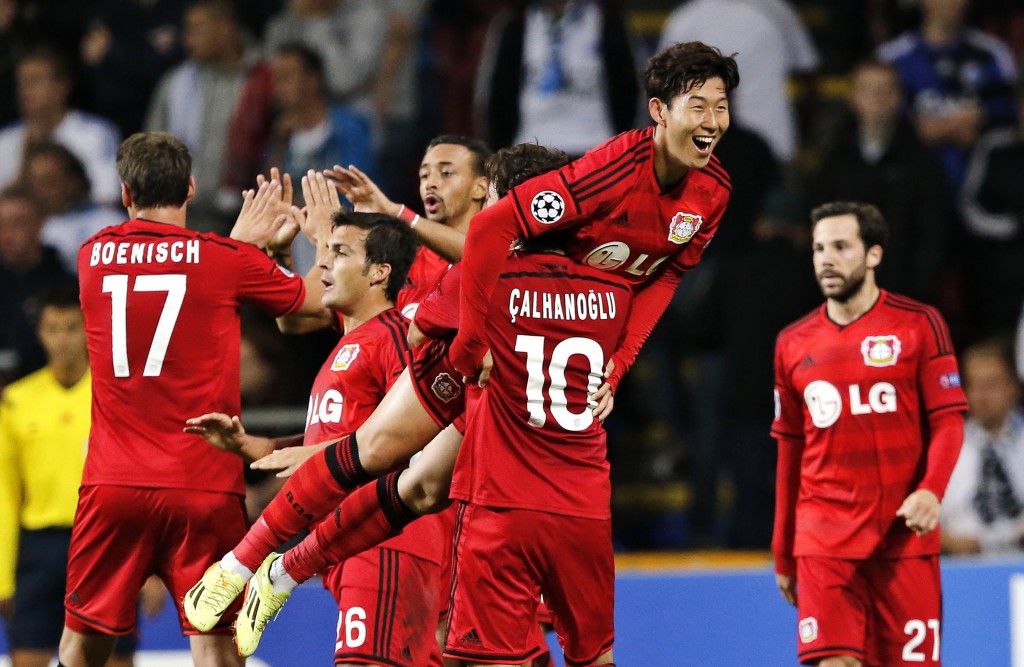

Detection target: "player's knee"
[401, 472, 451, 515]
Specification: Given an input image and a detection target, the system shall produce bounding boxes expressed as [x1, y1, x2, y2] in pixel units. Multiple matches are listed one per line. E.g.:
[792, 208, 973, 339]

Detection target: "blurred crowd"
[3, 0, 1024, 552]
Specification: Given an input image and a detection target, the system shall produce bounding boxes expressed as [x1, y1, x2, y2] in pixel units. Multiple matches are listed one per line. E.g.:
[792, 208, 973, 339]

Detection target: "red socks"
[283, 470, 417, 583]
[234, 433, 371, 571]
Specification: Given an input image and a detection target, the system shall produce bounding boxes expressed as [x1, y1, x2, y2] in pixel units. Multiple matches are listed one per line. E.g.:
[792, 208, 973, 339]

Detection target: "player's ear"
[186, 176, 196, 204]
[471, 176, 488, 203]
[866, 244, 883, 269]
[120, 183, 132, 209]
[370, 262, 391, 290]
[648, 97, 668, 127]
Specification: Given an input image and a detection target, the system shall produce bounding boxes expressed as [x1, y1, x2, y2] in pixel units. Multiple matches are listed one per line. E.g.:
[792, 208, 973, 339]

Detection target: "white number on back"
[515, 334, 603, 432]
[903, 618, 940, 662]
[102, 274, 186, 377]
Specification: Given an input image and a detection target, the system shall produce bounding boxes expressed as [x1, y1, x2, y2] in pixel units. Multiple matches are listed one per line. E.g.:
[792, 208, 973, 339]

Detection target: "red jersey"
[413, 263, 461, 338]
[771, 291, 967, 560]
[452, 127, 730, 387]
[396, 245, 450, 320]
[78, 219, 306, 495]
[305, 309, 442, 564]
[450, 252, 633, 519]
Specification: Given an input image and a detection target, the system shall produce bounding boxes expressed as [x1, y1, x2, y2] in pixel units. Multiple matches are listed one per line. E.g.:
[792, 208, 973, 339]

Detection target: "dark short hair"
[276, 41, 324, 82]
[24, 141, 91, 202]
[810, 201, 889, 251]
[18, 46, 71, 82]
[425, 135, 493, 177]
[485, 143, 571, 200]
[186, 0, 237, 21]
[330, 210, 418, 303]
[644, 41, 740, 102]
[38, 281, 81, 311]
[116, 132, 192, 209]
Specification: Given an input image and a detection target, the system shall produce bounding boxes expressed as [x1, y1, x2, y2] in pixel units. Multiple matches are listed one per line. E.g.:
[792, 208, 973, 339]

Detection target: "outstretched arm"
[184, 413, 302, 463]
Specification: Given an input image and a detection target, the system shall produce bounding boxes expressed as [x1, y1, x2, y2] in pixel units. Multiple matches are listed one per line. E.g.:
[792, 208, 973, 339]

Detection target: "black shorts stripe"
[66, 607, 135, 635]
[443, 502, 468, 648]
[385, 549, 400, 658]
[564, 636, 615, 667]
[373, 548, 387, 655]
[444, 647, 546, 663]
[798, 644, 866, 659]
[334, 652, 407, 667]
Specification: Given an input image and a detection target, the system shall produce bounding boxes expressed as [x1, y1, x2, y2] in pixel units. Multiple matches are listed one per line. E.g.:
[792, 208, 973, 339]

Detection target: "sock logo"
[285, 491, 314, 521]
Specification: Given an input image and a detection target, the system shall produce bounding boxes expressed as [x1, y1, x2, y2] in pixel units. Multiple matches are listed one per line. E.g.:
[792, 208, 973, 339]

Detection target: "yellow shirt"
[0, 367, 90, 598]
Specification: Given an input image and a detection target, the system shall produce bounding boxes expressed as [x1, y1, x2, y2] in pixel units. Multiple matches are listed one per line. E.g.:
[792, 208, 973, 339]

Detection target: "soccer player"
[449, 40, 737, 388]
[279, 135, 491, 331]
[186, 210, 448, 665]
[184, 143, 570, 663]
[60, 131, 320, 667]
[0, 284, 150, 667]
[772, 201, 967, 666]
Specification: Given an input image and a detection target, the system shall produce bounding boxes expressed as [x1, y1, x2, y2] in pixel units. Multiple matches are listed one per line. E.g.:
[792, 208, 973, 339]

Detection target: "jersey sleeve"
[916, 308, 968, 416]
[914, 308, 968, 497]
[771, 336, 804, 440]
[606, 265, 683, 390]
[234, 242, 307, 317]
[0, 391, 20, 599]
[377, 311, 414, 391]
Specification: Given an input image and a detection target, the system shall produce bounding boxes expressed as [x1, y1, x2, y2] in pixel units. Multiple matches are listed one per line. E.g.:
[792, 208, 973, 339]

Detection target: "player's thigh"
[357, 367, 444, 472]
[402, 425, 464, 512]
[65, 486, 156, 636]
[329, 548, 443, 667]
[794, 557, 870, 666]
[865, 556, 942, 666]
[9, 528, 71, 650]
[444, 504, 547, 666]
[153, 488, 248, 634]
[536, 513, 614, 667]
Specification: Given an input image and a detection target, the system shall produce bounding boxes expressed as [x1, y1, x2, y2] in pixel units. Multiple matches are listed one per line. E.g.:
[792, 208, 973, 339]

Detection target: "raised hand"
[183, 413, 246, 454]
[301, 169, 342, 253]
[324, 164, 400, 216]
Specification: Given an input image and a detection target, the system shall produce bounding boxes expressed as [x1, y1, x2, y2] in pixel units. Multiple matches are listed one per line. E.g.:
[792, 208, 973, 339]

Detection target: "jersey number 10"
[102, 273, 186, 378]
[515, 334, 604, 433]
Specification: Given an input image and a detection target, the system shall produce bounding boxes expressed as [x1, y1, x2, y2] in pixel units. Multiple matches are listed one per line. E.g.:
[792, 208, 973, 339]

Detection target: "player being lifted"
[185, 38, 738, 655]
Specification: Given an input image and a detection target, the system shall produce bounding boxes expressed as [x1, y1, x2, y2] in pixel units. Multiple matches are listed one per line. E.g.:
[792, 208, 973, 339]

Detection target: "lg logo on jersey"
[803, 380, 897, 428]
[583, 242, 669, 276]
[307, 390, 343, 427]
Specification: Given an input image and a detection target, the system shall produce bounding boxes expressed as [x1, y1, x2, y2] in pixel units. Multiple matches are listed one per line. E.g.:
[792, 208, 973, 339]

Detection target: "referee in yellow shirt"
[0, 284, 146, 667]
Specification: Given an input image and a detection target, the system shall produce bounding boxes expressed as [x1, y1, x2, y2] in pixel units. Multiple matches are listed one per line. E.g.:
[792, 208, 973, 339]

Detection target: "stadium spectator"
[80, 0, 185, 138]
[22, 142, 123, 275]
[58, 131, 320, 667]
[0, 283, 158, 667]
[145, 0, 261, 235]
[265, 44, 375, 275]
[475, 0, 639, 156]
[811, 59, 952, 303]
[959, 78, 1024, 337]
[773, 202, 966, 666]
[659, 0, 819, 163]
[263, 0, 386, 117]
[878, 0, 1018, 190]
[0, 47, 121, 205]
[942, 339, 1024, 555]
[0, 186, 72, 388]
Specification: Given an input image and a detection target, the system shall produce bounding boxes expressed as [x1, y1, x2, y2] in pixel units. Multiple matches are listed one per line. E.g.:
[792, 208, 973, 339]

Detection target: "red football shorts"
[323, 547, 444, 667]
[65, 485, 247, 635]
[435, 503, 458, 619]
[444, 503, 614, 667]
[796, 555, 942, 666]
[410, 337, 465, 429]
